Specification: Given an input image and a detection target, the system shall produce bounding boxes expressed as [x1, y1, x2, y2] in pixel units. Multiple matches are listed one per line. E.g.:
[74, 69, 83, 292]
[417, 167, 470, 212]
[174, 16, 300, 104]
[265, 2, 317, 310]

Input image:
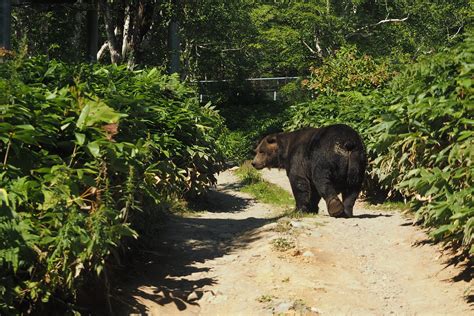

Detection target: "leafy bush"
[371, 31, 473, 250]
[286, 32, 473, 252]
[302, 45, 396, 95]
[0, 57, 225, 313]
[219, 101, 290, 164]
[285, 91, 381, 135]
[278, 80, 311, 105]
[286, 45, 396, 147]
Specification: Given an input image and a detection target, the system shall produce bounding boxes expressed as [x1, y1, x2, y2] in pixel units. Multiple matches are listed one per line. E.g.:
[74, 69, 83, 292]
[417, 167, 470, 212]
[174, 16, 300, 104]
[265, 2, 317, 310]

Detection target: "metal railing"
[195, 76, 301, 102]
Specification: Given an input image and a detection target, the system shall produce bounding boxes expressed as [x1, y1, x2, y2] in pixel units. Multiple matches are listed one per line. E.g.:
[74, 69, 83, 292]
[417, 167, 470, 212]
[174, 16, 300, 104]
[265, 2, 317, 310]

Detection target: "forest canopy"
[10, 0, 470, 78]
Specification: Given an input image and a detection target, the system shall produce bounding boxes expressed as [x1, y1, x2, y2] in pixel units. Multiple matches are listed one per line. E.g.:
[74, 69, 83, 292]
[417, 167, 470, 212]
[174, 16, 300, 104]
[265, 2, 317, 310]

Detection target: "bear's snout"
[251, 159, 264, 169]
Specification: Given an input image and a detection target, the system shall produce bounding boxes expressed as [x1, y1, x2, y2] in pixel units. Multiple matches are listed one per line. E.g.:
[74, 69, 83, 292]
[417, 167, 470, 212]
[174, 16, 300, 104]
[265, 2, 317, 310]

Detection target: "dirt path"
[116, 169, 472, 315]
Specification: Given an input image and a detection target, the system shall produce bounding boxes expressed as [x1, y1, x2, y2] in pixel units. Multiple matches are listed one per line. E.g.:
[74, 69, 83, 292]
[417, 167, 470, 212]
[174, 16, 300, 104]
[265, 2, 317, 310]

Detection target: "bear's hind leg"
[313, 174, 345, 217]
[326, 196, 345, 217]
[342, 187, 361, 217]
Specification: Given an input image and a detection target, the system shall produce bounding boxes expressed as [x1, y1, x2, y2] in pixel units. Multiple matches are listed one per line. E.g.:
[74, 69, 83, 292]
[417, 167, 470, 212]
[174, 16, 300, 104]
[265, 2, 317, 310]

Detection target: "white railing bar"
[193, 76, 300, 83]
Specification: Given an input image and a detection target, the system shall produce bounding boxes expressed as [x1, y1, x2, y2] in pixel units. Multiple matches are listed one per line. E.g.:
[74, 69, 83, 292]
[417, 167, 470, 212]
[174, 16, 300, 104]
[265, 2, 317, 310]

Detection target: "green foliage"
[279, 80, 311, 105]
[12, 1, 470, 78]
[248, 2, 328, 76]
[285, 46, 395, 136]
[371, 30, 473, 249]
[286, 31, 473, 252]
[339, 0, 470, 56]
[219, 130, 254, 165]
[303, 46, 396, 95]
[219, 101, 290, 164]
[12, 5, 86, 61]
[180, 1, 259, 80]
[0, 57, 225, 313]
[286, 91, 382, 135]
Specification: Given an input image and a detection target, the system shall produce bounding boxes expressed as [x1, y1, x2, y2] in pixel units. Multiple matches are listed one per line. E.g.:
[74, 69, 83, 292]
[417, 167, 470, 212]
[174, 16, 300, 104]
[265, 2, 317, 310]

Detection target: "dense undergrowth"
[218, 97, 290, 165]
[0, 57, 225, 313]
[286, 34, 473, 253]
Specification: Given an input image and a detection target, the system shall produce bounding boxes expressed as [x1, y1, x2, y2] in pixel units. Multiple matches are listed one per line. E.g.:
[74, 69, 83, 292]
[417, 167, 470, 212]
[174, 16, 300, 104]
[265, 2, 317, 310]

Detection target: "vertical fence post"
[168, 20, 180, 74]
[87, 0, 98, 63]
[0, 0, 12, 53]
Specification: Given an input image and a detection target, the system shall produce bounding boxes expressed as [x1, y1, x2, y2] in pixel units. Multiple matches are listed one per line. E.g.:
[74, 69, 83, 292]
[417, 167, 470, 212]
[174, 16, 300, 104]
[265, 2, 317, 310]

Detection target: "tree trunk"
[127, 0, 154, 67]
[99, 0, 121, 64]
[0, 0, 11, 51]
[97, 0, 154, 66]
[72, 2, 84, 60]
[121, 4, 131, 60]
[97, 41, 108, 61]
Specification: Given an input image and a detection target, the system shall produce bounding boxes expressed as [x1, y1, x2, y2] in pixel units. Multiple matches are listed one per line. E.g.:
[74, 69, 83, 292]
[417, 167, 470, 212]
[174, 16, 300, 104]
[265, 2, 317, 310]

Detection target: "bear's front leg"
[288, 174, 316, 213]
[309, 188, 321, 214]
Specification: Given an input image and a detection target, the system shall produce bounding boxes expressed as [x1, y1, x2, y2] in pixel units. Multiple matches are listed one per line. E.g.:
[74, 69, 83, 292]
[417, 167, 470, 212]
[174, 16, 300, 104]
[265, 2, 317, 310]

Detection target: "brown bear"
[252, 124, 366, 217]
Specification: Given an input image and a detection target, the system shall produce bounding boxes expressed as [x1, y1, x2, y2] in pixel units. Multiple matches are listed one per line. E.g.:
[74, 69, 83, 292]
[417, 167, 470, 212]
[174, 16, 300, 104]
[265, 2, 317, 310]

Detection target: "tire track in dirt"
[116, 169, 472, 315]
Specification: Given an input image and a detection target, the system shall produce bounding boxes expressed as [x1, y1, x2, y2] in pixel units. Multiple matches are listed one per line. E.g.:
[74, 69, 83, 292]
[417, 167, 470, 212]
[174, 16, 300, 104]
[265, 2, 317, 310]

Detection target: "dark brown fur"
[252, 124, 366, 217]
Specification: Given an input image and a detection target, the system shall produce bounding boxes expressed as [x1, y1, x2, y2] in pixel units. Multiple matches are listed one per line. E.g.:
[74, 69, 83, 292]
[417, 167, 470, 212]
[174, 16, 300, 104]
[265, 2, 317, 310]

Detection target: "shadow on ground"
[188, 184, 250, 213]
[111, 187, 279, 315]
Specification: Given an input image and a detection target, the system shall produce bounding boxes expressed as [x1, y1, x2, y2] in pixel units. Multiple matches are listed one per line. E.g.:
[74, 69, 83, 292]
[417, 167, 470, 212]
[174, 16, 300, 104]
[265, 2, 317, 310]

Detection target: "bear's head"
[251, 134, 280, 169]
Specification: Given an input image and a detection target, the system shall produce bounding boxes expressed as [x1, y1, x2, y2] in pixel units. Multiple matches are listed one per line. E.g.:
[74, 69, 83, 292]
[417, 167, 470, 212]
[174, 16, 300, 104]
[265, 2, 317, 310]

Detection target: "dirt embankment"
[115, 169, 472, 315]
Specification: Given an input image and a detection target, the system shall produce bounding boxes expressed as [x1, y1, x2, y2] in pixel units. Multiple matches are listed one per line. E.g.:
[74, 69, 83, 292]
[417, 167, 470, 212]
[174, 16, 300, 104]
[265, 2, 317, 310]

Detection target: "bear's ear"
[266, 135, 277, 144]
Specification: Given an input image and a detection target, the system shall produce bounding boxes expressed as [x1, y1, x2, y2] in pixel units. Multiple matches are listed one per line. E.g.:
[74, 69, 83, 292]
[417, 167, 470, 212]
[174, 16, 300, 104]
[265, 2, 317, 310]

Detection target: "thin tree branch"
[221, 47, 244, 52]
[346, 15, 409, 38]
[448, 24, 463, 40]
[302, 40, 317, 55]
[371, 16, 409, 27]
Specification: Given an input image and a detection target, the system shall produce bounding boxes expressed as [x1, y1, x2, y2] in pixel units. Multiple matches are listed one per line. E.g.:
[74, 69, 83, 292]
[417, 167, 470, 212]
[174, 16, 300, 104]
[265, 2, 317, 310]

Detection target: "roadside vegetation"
[2, 0, 472, 313]
[0, 56, 225, 313]
[285, 31, 473, 254]
[234, 161, 294, 208]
